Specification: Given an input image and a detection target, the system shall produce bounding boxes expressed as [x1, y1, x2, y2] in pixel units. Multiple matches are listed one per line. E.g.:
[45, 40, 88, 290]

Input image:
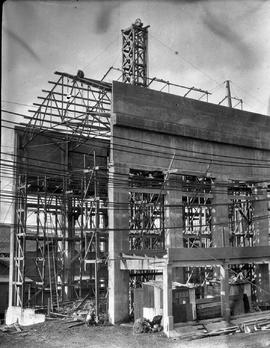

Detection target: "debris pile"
[133, 315, 162, 334]
[239, 316, 270, 333]
[48, 295, 108, 327]
[0, 322, 28, 337]
[173, 312, 270, 340]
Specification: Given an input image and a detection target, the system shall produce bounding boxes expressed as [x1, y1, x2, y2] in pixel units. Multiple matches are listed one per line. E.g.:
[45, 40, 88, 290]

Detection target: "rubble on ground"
[48, 296, 109, 327]
[172, 311, 270, 340]
[0, 322, 29, 337]
[133, 315, 163, 334]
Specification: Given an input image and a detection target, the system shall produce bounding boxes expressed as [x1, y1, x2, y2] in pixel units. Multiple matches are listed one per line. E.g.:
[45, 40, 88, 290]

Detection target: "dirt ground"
[1, 319, 270, 348]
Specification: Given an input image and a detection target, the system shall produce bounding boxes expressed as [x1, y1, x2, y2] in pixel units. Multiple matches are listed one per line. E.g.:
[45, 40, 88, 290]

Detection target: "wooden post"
[47, 297, 51, 317]
[225, 80, 232, 108]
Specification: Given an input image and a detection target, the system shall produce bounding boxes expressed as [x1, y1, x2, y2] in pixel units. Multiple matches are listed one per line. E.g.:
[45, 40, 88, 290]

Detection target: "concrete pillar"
[189, 288, 197, 320]
[154, 286, 161, 314]
[253, 187, 269, 246]
[212, 181, 230, 248]
[220, 262, 230, 321]
[108, 164, 130, 324]
[213, 180, 230, 319]
[163, 263, 173, 336]
[165, 175, 183, 248]
[253, 186, 270, 304]
[165, 175, 184, 283]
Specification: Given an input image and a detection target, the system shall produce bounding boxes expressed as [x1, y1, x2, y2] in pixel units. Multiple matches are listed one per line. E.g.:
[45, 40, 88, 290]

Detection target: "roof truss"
[22, 71, 112, 147]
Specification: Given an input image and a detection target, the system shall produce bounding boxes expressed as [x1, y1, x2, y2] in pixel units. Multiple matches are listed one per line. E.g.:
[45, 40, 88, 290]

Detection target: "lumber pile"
[190, 325, 239, 340]
[173, 312, 270, 340]
[0, 323, 29, 337]
[238, 316, 270, 333]
[48, 296, 108, 327]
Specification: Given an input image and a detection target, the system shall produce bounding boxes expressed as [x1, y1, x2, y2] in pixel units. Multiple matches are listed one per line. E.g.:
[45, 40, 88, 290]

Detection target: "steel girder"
[122, 19, 149, 87]
[22, 71, 111, 148]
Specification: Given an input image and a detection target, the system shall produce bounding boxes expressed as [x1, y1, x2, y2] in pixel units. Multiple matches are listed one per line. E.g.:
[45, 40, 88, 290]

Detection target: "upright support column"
[165, 175, 183, 248]
[212, 181, 229, 248]
[64, 196, 75, 300]
[108, 164, 129, 323]
[63, 141, 73, 300]
[163, 263, 173, 336]
[213, 180, 230, 319]
[220, 262, 230, 321]
[8, 178, 17, 308]
[8, 225, 15, 307]
[253, 186, 270, 304]
[165, 175, 184, 283]
[8, 132, 18, 308]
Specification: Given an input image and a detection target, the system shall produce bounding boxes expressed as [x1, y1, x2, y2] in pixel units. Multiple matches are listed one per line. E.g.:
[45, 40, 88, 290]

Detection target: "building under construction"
[5, 20, 270, 336]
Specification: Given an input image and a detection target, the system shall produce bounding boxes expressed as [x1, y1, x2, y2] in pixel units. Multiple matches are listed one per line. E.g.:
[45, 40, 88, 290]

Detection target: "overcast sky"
[1, 0, 270, 222]
[2, 0, 270, 115]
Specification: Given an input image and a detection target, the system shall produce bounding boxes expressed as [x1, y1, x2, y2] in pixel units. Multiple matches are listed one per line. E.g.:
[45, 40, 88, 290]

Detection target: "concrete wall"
[0, 283, 9, 317]
[16, 127, 109, 178]
[112, 82, 270, 151]
[111, 82, 270, 181]
[0, 224, 11, 254]
[109, 81, 270, 324]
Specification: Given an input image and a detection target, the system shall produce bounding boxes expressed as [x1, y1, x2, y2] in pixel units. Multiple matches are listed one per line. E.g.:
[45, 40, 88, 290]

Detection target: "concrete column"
[253, 187, 269, 246]
[165, 175, 183, 248]
[163, 263, 173, 336]
[189, 288, 197, 320]
[220, 262, 230, 321]
[108, 164, 130, 324]
[154, 286, 161, 314]
[253, 186, 270, 304]
[165, 175, 184, 283]
[212, 181, 230, 247]
[213, 180, 230, 318]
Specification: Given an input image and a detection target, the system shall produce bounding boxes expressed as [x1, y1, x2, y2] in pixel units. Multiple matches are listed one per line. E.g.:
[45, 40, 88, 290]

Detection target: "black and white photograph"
[1, 0, 270, 347]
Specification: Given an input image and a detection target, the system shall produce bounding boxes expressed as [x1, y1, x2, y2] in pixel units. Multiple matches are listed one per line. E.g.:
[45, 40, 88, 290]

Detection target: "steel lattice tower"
[122, 19, 149, 87]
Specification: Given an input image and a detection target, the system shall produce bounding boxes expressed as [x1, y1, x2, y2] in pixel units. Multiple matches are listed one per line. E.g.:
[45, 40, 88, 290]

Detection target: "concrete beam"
[120, 257, 165, 271]
[112, 82, 270, 150]
[110, 124, 269, 181]
[168, 246, 270, 265]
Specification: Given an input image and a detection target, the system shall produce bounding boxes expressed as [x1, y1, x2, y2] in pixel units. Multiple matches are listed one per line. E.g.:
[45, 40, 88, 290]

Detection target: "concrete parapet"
[5, 306, 45, 326]
[112, 81, 270, 151]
